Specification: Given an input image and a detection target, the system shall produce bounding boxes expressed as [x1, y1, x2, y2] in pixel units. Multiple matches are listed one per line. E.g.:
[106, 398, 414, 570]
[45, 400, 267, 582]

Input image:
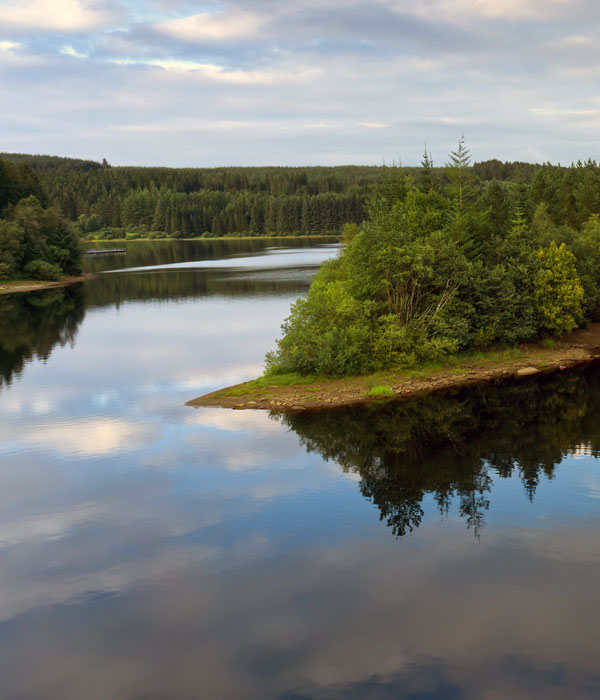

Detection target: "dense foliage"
[1, 155, 383, 239]
[0, 158, 81, 280]
[266, 141, 600, 376]
[0, 152, 570, 241]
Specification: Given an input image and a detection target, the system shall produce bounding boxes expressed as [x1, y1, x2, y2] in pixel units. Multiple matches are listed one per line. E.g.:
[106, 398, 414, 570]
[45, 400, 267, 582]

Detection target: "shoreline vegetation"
[187, 324, 600, 411]
[191, 139, 600, 410]
[1, 158, 83, 287]
[0, 273, 96, 295]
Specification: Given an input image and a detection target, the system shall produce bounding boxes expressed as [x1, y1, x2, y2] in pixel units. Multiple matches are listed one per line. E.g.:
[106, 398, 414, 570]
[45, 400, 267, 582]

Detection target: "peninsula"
[190, 141, 600, 412]
[187, 325, 600, 411]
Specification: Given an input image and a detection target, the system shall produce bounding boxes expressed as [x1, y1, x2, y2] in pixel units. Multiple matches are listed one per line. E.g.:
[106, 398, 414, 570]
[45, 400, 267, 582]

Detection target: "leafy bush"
[24, 259, 62, 281]
[534, 242, 584, 335]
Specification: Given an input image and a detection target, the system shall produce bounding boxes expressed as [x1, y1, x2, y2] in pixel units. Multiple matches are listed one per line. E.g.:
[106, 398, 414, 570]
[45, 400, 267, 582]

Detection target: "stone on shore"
[516, 367, 540, 376]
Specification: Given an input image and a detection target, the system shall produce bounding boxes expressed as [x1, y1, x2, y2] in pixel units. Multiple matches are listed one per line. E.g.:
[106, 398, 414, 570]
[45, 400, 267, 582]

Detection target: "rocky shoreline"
[0, 273, 97, 295]
[187, 324, 600, 412]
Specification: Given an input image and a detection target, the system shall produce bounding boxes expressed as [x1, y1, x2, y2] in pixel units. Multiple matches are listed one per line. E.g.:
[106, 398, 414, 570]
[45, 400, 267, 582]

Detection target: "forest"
[0, 152, 545, 240]
[266, 139, 600, 376]
[0, 158, 81, 280]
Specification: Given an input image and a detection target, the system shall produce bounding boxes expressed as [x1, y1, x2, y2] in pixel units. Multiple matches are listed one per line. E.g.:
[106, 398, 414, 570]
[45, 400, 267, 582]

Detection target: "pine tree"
[446, 135, 476, 211]
[419, 144, 436, 193]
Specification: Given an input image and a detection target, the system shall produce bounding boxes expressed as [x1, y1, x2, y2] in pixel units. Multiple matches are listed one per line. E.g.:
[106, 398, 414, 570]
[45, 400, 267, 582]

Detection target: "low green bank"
[213, 345, 548, 400]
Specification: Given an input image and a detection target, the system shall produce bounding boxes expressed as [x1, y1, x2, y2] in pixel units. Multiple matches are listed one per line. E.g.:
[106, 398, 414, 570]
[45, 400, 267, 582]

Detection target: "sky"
[1, 0, 600, 167]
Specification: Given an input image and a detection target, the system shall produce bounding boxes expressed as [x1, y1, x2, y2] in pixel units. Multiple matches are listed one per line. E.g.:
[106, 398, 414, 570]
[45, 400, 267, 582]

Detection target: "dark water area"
[1, 239, 600, 699]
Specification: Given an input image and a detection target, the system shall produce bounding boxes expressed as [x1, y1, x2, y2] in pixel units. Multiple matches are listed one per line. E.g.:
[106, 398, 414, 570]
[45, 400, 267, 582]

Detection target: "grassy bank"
[187, 328, 600, 411]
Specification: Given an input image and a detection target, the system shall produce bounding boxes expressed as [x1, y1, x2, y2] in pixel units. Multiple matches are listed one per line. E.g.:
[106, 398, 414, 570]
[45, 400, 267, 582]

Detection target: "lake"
[1, 238, 599, 699]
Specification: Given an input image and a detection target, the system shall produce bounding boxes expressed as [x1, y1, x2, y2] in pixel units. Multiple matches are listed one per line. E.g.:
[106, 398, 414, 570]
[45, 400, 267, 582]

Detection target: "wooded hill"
[0, 153, 546, 239]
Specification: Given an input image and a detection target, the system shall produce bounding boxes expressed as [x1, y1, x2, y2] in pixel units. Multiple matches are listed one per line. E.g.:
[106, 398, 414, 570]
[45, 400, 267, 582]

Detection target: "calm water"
[1, 238, 600, 699]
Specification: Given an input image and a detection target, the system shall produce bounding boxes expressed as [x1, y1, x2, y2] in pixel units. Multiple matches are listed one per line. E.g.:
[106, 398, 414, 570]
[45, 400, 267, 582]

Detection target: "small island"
[189, 141, 600, 411]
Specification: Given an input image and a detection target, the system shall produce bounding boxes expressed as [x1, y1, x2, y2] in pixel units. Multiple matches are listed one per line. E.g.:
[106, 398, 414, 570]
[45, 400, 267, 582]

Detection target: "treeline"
[267, 140, 600, 376]
[1, 155, 386, 238]
[0, 152, 568, 240]
[0, 158, 81, 280]
[4, 152, 600, 243]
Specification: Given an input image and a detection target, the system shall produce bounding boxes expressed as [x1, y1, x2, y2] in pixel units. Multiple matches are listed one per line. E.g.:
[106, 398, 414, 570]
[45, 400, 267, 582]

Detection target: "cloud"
[60, 44, 88, 58]
[402, 0, 576, 21]
[0, 502, 104, 547]
[154, 9, 265, 42]
[358, 122, 388, 128]
[110, 56, 320, 84]
[17, 418, 156, 457]
[2, 0, 600, 165]
[0, 0, 121, 33]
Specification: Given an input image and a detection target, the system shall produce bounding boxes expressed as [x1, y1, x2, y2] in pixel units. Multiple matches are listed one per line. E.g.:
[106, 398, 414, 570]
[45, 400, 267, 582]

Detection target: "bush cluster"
[0, 158, 81, 281]
[266, 142, 600, 376]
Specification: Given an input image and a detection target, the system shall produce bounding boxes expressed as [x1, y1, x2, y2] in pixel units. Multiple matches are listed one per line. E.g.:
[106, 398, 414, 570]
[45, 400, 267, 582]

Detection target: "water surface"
[0, 238, 599, 699]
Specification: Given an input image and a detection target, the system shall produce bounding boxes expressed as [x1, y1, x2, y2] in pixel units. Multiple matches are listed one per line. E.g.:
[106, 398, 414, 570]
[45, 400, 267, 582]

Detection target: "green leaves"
[0, 165, 82, 280]
[534, 242, 584, 335]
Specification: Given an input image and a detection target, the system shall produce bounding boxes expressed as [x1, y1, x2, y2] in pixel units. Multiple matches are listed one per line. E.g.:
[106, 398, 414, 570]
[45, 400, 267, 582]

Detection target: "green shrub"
[24, 259, 62, 281]
[366, 385, 394, 397]
[534, 242, 584, 335]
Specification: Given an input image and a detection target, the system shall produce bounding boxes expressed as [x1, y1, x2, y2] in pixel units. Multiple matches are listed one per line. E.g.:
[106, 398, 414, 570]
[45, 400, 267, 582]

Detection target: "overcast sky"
[1, 0, 600, 167]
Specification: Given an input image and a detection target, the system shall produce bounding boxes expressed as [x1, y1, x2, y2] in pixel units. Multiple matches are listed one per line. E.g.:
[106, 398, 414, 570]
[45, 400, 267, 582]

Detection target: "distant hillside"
[0, 152, 549, 239]
[0, 153, 102, 172]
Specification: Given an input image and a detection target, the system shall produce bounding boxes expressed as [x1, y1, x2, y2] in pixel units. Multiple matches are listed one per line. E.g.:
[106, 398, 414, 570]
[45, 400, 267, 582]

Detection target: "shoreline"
[187, 324, 600, 412]
[0, 273, 97, 296]
[85, 234, 341, 243]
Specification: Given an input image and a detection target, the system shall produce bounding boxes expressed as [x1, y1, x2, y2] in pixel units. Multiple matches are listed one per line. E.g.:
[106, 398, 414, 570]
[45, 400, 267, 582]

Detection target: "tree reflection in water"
[0, 286, 85, 389]
[277, 366, 600, 538]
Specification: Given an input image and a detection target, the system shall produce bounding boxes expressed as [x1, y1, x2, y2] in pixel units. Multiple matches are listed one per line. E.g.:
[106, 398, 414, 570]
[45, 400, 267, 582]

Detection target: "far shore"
[84, 234, 341, 243]
[187, 324, 600, 412]
[0, 273, 97, 296]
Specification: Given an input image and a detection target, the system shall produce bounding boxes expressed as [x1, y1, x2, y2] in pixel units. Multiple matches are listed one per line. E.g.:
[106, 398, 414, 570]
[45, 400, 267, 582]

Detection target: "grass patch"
[366, 384, 394, 398]
[250, 373, 318, 387]
[218, 372, 319, 396]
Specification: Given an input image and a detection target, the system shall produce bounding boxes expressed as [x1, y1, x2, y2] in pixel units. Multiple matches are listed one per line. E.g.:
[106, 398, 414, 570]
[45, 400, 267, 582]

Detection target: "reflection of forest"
[82, 237, 334, 307]
[279, 367, 600, 537]
[82, 237, 335, 273]
[84, 267, 318, 307]
[0, 286, 85, 388]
